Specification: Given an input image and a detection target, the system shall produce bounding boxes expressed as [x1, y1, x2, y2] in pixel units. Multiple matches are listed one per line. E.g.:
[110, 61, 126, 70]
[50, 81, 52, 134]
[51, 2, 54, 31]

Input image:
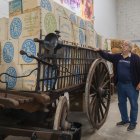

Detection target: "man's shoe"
[127, 124, 136, 131]
[116, 121, 130, 126]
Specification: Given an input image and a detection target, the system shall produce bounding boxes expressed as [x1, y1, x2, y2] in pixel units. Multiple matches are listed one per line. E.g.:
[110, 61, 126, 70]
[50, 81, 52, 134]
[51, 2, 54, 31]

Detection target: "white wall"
[0, 0, 9, 18]
[94, 0, 117, 38]
[117, 0, 140, 40]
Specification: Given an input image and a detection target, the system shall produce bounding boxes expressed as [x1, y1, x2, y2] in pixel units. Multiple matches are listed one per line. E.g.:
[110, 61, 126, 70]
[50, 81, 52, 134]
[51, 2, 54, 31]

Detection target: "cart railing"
[36, 44, 99, 92]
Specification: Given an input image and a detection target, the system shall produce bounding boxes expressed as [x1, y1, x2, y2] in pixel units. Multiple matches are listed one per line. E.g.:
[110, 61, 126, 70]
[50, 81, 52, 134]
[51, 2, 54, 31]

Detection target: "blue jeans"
[117, 82, 139, 125]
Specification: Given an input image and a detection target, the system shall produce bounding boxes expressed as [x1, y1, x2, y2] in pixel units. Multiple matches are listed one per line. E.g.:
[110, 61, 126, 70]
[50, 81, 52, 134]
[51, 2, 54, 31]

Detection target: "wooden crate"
[1, 40, 19, 65]
[9, 0, 23, 17]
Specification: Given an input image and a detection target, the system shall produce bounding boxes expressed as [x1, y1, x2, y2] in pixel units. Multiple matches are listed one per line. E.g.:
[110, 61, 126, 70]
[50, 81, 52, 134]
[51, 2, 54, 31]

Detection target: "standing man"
[95, 41, 140, 131]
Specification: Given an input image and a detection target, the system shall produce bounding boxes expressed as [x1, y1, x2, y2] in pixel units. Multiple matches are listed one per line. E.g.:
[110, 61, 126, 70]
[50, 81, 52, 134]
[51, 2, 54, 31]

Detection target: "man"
[95, 41, 140, 131]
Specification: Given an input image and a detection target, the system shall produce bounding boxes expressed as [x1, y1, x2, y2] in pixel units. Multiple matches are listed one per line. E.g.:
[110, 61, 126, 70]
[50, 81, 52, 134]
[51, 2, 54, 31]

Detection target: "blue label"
[79, 29, 85, 45]
[45, 67, 56, 90]
[9, 0, 22, 13]
[41, 0, 52, 11]
[80, 19, 85, 28]
[70, 14, 76, 24]
[5, 67, 17, 89]
[3, 42, 14, 63]
[10, 17, 22, 39]
[22, 39, 36, 63]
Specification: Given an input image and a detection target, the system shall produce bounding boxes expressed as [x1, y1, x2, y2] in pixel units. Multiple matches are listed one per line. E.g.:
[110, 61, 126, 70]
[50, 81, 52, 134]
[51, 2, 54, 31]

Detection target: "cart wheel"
[53, 96, 71, 130]
[31, 132, 37, 140]
[85, 59, 111, 129]
[0, 135, 6, 140]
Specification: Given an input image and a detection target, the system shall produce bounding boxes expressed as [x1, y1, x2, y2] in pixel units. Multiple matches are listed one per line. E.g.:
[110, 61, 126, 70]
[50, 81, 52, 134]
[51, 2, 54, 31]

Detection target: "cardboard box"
[86, 30, 94, 48]
[1, 40, 19, 64]
[9, 15, 23, 39]
[0, 42, 1, 64]
[54, 2, 67, 19]
[79, 28, 86, 45]
[72, 25, 79, 45]
[41, 9, 58, 36]
[22, 7, 41, 37]
[22, 0, 40, 12]
[73, 26, 86, 45]
[101, 37, 106, 50]
[0, 64, 23, 90]
[0, 65, 5, 88]
[9, 0, 23, 17]
[9, 8, 40, 39]
[59, 17, 73, 43]
[77, 17, 85, 29]
[69, 13, 77, 25]
[96, 34, 102, 48]
[0, 18, 8, 41]
[23, 0, 54, 13]
[107, 39, 111, 51]
[64, 8, 77, 25]
[85, 20, 94, 31]
[19, 36, 39, 64]
[22, 64, 38, 91]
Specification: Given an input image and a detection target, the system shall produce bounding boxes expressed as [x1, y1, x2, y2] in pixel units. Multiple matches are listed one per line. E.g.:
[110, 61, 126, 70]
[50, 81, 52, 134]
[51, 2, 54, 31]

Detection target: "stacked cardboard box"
[110, 39, 123, 54]
[0, 0, 96, 91]
[9, 0, 23, 17]
[0, 18, 8, 42]
[132, 44, 140, 56]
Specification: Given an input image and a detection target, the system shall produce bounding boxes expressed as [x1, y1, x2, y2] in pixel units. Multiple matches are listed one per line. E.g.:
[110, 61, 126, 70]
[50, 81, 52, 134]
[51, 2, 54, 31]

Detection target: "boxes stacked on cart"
[0, 0, 97, 91]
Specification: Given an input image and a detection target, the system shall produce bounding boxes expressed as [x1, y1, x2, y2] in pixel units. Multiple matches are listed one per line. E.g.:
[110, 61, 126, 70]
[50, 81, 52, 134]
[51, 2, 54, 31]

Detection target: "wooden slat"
[0, 97, 19, 108]
[0, 90, 50, 106]
[7, 94, 34, 104]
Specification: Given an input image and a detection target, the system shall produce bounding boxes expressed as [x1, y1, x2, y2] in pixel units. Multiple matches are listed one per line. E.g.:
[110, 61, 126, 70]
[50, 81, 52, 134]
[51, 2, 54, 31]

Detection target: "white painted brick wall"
[117, 0, 140, 40]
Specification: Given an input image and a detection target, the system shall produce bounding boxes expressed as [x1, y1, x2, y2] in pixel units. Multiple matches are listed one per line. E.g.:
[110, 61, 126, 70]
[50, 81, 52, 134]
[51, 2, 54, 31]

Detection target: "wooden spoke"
[102, 79, 110, 88]
[99, 72, 108, 86]
[85, 59, 111, 130]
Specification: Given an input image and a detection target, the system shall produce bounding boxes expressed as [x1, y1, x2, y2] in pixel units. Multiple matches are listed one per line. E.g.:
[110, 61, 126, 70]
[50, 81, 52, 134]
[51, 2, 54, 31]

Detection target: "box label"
[10, 17, 22, 39]
[21, 39, 36, 63]
[5, 67, 17, 89]
[41, 0, 52, 11]
[3, 42, 14, 63]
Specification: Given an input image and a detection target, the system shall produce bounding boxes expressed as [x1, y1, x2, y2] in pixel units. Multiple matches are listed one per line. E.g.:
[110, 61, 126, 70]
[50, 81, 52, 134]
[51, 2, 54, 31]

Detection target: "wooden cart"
[0, 31, 113, 140]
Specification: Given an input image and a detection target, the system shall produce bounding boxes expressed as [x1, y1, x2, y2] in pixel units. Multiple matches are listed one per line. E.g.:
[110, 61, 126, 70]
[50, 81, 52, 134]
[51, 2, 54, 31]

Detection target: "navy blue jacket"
[98, 50, 140, 87]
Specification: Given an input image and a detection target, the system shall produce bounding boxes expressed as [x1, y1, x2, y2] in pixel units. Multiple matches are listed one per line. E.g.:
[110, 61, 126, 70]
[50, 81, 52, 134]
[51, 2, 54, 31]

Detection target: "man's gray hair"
[123, 40, 133, 51]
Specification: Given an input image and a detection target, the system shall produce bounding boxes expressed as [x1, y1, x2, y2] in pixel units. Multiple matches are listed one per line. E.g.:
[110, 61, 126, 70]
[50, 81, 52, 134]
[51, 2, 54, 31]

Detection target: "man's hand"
[136, 82, 140, 90]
